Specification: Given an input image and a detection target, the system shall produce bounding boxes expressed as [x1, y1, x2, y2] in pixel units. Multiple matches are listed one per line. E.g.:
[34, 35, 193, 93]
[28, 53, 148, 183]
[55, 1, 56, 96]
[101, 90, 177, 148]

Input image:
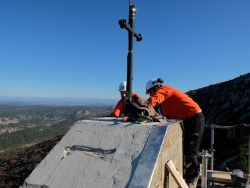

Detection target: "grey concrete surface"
[21, 117, 179, 188]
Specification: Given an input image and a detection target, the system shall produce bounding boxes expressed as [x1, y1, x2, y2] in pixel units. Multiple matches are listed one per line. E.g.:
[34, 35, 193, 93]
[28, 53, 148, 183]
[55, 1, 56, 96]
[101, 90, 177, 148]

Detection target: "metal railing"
[205, 124, 234, 171]
[201, 124, 250, 188]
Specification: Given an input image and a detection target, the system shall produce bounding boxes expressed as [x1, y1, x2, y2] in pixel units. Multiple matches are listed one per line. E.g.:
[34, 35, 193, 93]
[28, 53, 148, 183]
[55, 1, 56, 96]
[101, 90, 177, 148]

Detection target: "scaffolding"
[200, 124, 250, 188]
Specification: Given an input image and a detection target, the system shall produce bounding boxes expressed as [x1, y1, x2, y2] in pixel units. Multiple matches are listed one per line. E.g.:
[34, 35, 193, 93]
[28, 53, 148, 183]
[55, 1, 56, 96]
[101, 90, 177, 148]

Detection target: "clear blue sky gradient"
[0, 0, 249, 99]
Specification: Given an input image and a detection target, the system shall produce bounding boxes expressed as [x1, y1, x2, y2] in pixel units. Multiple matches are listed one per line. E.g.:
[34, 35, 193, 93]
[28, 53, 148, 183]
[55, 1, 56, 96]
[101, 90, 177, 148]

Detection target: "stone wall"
[149, 121, 183, 188]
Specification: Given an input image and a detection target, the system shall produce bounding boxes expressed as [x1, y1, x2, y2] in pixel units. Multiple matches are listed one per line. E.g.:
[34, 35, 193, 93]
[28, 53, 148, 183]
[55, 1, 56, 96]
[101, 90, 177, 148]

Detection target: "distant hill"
[0, 97, 116, 106]
[187, 73, 250, 125]
[0, 105, 113, 151]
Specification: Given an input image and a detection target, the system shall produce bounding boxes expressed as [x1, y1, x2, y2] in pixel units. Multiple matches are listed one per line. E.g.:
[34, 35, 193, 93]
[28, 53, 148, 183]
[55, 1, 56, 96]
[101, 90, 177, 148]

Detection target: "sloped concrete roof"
[21, 117, 179, 188]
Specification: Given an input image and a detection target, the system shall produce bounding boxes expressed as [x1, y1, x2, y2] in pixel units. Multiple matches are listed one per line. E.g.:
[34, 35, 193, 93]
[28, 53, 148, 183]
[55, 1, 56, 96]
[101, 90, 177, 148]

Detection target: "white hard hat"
[118, 81, 127, 92]
[232, 169, 244, 178]
[146, 78, 164, 94]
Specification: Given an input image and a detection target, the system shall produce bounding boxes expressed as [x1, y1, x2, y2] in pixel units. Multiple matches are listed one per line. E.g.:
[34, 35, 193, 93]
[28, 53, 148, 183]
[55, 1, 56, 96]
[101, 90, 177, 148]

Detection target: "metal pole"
[248, 138, 250, 175]
[126, 5, 136, 101]
[211, 127, 214, 171]
[201, 150, 208, 188]
[118, 2, 142, 111]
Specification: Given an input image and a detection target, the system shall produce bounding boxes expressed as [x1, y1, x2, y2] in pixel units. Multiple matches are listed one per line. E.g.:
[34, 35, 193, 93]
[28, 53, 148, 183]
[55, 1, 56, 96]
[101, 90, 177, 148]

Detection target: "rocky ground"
[0, 136, 62, 188]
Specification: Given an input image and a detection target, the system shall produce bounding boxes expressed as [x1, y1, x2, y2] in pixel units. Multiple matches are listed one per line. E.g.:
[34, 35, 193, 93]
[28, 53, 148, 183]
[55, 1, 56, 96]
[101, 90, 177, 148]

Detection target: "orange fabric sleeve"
[148, 87, 173, 107]
[148, 86, 201, 120]
[111, 99, 124, 117]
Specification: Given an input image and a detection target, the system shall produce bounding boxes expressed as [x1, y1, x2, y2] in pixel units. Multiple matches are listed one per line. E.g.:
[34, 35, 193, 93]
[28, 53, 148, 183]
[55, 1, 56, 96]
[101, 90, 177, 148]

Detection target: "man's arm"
[148, 88, 172, 107]
[110, 99, 124, 117]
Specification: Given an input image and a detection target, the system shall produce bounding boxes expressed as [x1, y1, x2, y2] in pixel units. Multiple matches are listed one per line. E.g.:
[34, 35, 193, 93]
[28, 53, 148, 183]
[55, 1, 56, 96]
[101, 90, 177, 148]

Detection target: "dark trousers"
[183, 112, 205, 182]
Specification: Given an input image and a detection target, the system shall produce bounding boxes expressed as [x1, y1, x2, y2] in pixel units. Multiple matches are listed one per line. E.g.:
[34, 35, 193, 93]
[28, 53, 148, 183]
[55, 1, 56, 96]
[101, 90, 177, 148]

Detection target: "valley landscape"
[0, 105, 113, 156]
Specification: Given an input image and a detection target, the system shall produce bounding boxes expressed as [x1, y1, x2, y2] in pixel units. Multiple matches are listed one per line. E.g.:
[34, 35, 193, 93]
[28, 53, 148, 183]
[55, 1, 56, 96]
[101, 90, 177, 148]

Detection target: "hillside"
[0, 136, 62, 188]
[0, 105, 113, 152]
[187, 73, 250, 125]
[187, 73, 250, 171]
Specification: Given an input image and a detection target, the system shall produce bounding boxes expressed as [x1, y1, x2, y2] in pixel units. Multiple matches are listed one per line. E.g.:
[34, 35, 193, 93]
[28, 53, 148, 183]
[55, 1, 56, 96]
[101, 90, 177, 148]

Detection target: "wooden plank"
[209, 170, 232, 184]
[166, 160, 189, 188]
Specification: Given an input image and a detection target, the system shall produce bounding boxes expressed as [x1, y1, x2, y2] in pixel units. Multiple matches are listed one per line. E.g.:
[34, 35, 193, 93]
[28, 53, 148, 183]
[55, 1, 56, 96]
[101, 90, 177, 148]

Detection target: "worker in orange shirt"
[146, 78, 205, 184]
[111, 81, 158, 119]
[110, 81, 128, 117]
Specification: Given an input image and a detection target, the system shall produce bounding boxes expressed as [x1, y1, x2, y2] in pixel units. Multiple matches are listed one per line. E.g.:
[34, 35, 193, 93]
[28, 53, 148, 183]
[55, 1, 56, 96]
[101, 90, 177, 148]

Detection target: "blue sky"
[0, 0, 249, 99]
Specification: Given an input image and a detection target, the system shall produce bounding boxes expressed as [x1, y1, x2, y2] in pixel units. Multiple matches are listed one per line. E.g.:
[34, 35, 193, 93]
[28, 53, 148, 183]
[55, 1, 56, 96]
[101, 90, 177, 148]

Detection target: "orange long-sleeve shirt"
[111, 93, 141, 117]
[148, 86, 201, 120]
[111, 99, 124, 117]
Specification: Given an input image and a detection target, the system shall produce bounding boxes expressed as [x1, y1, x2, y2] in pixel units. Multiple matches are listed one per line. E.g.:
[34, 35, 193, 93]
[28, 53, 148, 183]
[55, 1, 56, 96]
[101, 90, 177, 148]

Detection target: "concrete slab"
[21, 117, 182, 188]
